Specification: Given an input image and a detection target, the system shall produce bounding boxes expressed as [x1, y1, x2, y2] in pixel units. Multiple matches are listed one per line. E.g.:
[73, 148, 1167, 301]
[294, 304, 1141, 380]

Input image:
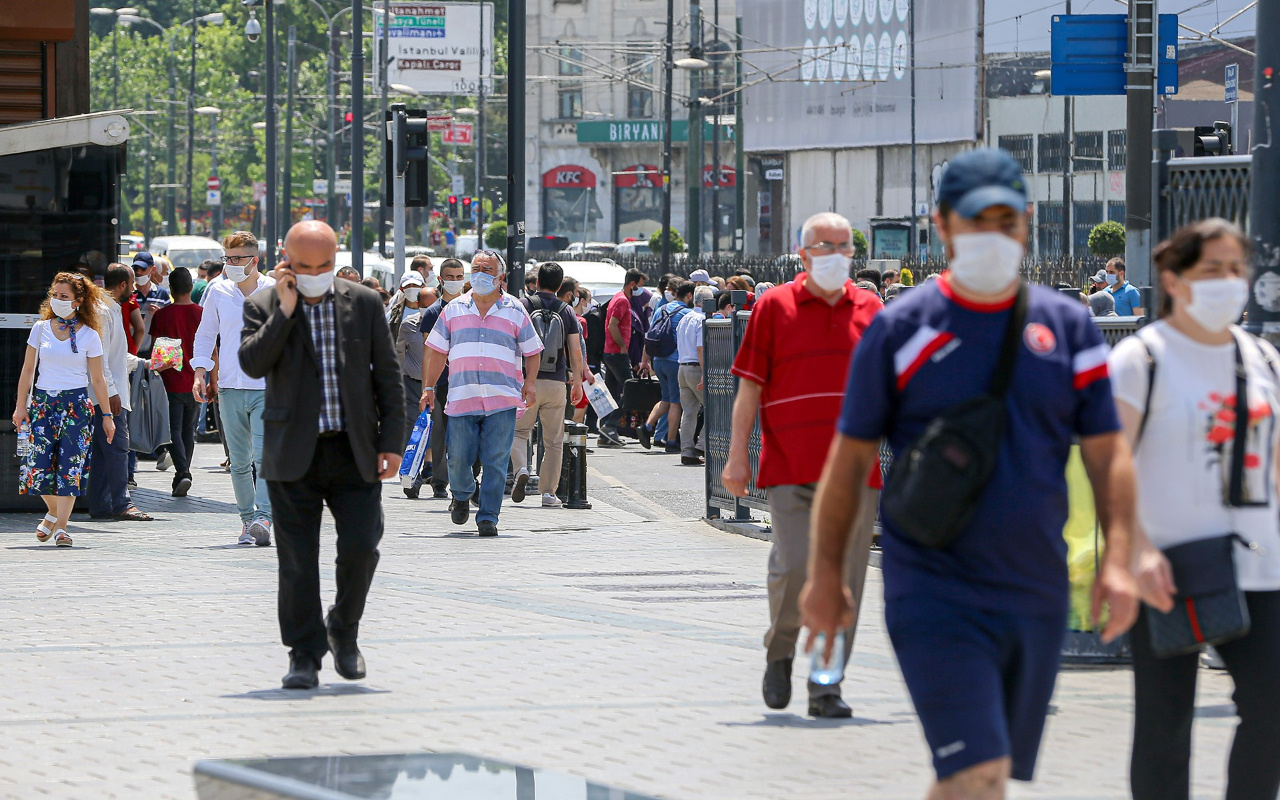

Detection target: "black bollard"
[563, 421, 592, 510]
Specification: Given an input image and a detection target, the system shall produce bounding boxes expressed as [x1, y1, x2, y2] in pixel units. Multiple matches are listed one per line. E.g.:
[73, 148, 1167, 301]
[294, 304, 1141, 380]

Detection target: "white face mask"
[404, 287, 421, 303]
[442, 279, 465, 296]
[947, 232, 1024, 295]
[223, 261, 251, 283]
[294, 270, 335, 299]
[631, 287, 645, 297]
[807, 253, 852, 292]
[50, 298, 76, 319]
[135, 272, 151, 287]
[1183, 277, 1248, 333]
[1105, 273, 1119, 286]
[664, 290, 675, 302]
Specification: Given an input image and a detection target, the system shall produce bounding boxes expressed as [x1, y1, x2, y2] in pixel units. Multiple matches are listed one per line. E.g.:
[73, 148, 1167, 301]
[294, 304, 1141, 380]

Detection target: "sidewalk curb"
[701, 518, 883, 568]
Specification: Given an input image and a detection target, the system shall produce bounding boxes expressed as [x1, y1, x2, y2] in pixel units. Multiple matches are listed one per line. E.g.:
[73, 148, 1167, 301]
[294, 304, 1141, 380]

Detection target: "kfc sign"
[703, 166, 737, 188]
[615, 164, 660, 189]
[542, 166, 597, 189]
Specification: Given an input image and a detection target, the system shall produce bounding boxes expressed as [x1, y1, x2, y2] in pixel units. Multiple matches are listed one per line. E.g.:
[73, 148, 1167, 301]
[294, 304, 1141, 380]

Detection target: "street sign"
[1225, 63, 1239, 103]
[206, 175, 220, 191]
[334, 178, 353, 194]
[206, 189, 221, 206]
[252, 181, 267, 201]
[1050, 14, 1180, 96]
[442, 122, 473, 145]
[427, 116, 453, 133]
[450, 174, 466, 195]
[313, 178, 329, 194]
[373, 2, 495, 96]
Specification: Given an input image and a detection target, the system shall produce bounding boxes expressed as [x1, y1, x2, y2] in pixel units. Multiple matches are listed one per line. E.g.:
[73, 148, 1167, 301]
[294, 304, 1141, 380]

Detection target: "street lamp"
[196, 106, 222, 235]
[89, 7, 138, 111]
[389, 83, 421, 97]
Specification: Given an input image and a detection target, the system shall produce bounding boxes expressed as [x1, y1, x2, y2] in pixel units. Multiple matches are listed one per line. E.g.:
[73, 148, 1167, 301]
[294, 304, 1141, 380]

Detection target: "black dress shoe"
[450, 498, 470, 525]
[808, 694, 852, 718]
[432, 486, 449, 499]
[327, 632, 366, 680]
[638, 424, 653, 450]
[681, 455, 705, 466]
[282, 653, 320, 689]
[762, 658, 792, 710]
[403, 484, 420, 499]
[477, 520, 498, 537]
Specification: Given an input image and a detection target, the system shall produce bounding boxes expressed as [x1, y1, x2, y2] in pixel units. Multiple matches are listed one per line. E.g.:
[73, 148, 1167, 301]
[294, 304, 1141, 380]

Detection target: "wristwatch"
[421, 387, 435, 395]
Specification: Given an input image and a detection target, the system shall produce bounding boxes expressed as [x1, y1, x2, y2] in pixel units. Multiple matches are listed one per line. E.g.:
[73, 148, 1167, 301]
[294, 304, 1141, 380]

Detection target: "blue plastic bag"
[400, 408, 433, 488]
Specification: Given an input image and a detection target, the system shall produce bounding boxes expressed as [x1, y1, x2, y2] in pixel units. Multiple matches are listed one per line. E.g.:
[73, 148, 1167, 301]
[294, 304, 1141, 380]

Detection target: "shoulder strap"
[1228, 330, 1251, 506]
[1131, 330, 1158, 450]
[528, 294, 545, 313]
[989, 282, 1028, 398]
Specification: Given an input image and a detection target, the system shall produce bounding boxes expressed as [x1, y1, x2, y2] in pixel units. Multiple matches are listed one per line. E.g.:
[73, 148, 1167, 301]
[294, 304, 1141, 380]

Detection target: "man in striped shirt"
[421, 250, 543, 536]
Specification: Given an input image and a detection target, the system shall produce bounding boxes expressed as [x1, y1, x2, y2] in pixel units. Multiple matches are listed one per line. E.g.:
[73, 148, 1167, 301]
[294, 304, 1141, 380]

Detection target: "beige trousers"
[511, 378, 568, 493]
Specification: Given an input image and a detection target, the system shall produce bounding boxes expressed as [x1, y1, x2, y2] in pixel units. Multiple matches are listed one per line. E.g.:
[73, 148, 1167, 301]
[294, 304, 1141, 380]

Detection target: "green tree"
[851, 229, 869, 258]
[485, 221, 507, 249]
[1088, 221, 1126, 258]
[649, 228, 686, 254]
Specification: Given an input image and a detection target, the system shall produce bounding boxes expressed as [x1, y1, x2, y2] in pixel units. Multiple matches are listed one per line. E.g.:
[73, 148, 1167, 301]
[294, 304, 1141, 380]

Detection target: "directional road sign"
[1225, 63, 1239, 103]
[1050, 14, 1180, 96]
[206, 189, 221, 206]
[207, 175, 220, 191]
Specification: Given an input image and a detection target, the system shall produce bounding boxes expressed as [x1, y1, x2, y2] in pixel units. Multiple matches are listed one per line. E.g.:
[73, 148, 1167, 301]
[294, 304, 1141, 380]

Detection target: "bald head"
[283, 220, 339, 274]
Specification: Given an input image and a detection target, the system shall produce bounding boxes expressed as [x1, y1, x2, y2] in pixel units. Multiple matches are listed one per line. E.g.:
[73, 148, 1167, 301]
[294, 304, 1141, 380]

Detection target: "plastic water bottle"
[809, 631, 847, 687]
[16, 422, 31, 457]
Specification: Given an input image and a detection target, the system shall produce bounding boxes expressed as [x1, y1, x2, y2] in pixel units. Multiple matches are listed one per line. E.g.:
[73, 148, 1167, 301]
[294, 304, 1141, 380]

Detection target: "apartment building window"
[1074, 201, 1102, 254]
[1037, 201, 1063, 257]
[558, 88, 583, 119]
[1108, 130, 1127, 171]
[1075, 131, 1103, 172]
[1108, 200, 1126, 225]
[1038, 133, 1064, 174]
[558, 46, 583, 119]
[626, 55, 654, 118]
[558, 47, 583, 76]
[997, 135, 1034, 174]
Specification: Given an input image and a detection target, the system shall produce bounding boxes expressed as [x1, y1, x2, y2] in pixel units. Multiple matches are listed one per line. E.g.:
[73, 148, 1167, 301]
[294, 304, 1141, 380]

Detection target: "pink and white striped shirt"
[425, 291, 544, 416]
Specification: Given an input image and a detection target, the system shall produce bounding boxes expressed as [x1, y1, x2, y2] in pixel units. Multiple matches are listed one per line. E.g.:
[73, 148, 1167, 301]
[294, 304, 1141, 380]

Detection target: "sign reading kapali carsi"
[577, 120, 734, 144]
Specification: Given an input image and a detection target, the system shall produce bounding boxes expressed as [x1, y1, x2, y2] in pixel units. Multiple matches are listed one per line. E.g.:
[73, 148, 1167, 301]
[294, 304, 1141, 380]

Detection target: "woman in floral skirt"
[12, 272, 115, 546]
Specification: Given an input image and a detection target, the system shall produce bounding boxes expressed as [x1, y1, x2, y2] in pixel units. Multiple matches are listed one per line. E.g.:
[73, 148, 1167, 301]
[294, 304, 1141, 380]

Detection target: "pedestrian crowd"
[10, 147, 1279, 800]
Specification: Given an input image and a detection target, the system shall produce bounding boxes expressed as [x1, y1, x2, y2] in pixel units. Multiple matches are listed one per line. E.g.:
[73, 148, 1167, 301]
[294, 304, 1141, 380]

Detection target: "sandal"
[114, 506, 153, 522]
[54, 529, 72, 547]
[36, 514, 56, 542]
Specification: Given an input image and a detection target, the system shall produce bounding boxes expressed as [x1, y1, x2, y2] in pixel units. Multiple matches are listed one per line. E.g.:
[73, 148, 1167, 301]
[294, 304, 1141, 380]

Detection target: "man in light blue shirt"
[1105, 257, 1144, 316]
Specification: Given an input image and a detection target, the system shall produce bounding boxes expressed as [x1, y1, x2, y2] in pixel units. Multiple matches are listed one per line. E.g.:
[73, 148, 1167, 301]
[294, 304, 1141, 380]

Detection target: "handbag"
[127, 366, 172, 453]
[881, 283, 1027, 549]
[1135, 331, 1257, 658]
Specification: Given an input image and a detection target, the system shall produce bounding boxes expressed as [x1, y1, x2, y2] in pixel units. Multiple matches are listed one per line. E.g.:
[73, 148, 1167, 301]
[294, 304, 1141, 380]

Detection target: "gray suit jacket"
[238, 278, 405, 484]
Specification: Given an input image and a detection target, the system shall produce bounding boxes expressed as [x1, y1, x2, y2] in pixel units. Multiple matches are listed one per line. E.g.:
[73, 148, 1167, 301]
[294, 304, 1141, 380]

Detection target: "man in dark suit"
[239, 220, 405, 690]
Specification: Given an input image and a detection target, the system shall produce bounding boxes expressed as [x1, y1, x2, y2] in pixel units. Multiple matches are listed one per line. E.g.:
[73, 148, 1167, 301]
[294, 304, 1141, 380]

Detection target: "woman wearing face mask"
[395, 271, 428, 453]
[12, 272, 116, 547]
[1108, 218, 1280, 800]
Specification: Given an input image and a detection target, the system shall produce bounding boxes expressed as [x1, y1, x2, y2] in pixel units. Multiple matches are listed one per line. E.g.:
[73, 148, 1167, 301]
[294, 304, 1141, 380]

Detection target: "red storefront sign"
[703, 166, 737, 188]
[542, 166, 597, 189]
[615, 164, 661, 189]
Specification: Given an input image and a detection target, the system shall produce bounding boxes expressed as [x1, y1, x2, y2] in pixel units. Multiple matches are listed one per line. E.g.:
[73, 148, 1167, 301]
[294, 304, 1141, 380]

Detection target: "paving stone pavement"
[0, 442, 1240, 799]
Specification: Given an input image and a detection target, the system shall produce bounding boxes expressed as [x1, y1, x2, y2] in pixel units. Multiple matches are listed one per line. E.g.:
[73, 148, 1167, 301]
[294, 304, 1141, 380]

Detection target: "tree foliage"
[649, 228, 686, 254]
[484, 221, 507, 248]
[1088, 221, 1126, 257]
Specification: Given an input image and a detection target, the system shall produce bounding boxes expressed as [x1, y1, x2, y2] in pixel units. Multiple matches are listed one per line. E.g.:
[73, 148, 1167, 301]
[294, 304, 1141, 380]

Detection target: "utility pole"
[264, 0, 277, 268]
[166, 54, 177, 233]
[209, 112, 221, 234]
[327, 23, 339, 227]
[186, 0, 198, 234]
[660, 0, 675, 273]
[475, 0, 485, 233]
[507, 0, 527, 291]
[1246, 0, 1280, 340]
[1062, 0, 1073, 260]
[710, 0, 721, 259]
[909, 0, 918, 261]
[144, 93, 153, 242]
[1124, 0, 1155, 289]
[283, 25, 297, 238]
[378, 0, 390, 256]
[687, 2, 703, 263]
[734, 16, 744, 256]
[352, 0, 365, 272]
[112, 20, 119, 109]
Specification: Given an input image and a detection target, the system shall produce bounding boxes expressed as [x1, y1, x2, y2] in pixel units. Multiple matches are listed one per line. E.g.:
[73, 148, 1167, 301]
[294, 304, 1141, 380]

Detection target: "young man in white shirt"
[192, 231, 276, 546]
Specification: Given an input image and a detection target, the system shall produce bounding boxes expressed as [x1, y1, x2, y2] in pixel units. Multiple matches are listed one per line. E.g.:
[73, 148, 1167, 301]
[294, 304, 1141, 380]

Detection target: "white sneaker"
[237, 526, 255, 546]
[157, 451, 173, 471]
[542, 493, 562, 508]
[511, 468, 530, 504]
[247, 518, 271, 547]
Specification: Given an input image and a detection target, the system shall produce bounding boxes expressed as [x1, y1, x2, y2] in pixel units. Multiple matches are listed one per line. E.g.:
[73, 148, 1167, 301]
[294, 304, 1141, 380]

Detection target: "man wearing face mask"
[192, 231, 276, 546]
[597, 268, 647, 447]
[131, 252, 171, 353]
[240, 220, 405, 690]
[1105, 257, 1144, 316]
[721, 212, 883, 718]
[802, 149, 1139, 797]
[417, 258, 468, 499]
[395, 271, 427, 456]
[420, 250, 543, 537]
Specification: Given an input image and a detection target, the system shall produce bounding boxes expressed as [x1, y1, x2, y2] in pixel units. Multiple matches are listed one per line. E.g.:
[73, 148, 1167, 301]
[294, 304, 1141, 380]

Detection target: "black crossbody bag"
[881, 283, 1027, 549]
[1134, 330, 1263, 658]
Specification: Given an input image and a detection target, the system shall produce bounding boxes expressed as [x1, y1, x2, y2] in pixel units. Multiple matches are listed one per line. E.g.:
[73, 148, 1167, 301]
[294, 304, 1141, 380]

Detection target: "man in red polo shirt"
[722, 211, 882, 718]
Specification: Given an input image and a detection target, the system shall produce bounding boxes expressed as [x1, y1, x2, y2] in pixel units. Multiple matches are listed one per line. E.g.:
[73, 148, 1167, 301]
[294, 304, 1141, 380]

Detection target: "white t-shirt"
[28, 319, 103, 393]
[1109, 321, 1280, 591]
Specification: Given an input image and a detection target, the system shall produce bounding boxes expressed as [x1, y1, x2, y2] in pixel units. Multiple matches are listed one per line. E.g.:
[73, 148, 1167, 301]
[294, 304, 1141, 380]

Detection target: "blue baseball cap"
[937, 149, 1029, 219]
[131, 251, 154, 270]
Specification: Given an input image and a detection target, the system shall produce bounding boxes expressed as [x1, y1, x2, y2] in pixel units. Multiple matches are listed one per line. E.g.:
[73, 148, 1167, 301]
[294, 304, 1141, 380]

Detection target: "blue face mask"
[470, 270, 497, 295]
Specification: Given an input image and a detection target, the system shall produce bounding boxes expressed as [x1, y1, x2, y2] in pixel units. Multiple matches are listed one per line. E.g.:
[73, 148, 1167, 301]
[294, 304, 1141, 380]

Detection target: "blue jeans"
[446, 408, 517, 525]
[219, 388, 271, 524]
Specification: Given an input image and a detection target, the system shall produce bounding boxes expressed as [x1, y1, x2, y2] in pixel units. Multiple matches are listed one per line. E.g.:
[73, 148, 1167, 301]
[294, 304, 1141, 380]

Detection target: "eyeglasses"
[221, 254, 256, 264]
[803, 242, 855, 256]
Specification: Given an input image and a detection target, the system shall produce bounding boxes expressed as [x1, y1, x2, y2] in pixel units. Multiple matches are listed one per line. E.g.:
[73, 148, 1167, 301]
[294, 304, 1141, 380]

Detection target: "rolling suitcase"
[617, 377, 662, 439]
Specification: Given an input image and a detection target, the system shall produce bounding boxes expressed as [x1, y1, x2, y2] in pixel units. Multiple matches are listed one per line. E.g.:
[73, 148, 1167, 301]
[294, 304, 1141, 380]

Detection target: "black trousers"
[268, 434, 384, 660]
[1130, 590, 1280, 800]
[166, 392, 199, 484]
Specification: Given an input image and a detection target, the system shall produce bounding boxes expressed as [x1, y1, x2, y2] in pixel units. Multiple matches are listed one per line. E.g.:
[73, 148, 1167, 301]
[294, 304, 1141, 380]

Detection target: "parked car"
[455, 234, 480, 260]
[147, 235, 224, 270]
[335, 250, 395, 290]
[527, 235, 569, 257]
[560, 259, 625, 303]
[613, 241, 653, 258]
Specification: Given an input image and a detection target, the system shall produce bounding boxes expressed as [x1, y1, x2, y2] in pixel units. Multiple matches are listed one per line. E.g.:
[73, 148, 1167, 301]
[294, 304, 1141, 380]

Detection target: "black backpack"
[584, 303, 607, 366]
[527, 295, 567, 375]
[880, 283, 1027, 549]
[644, 304, 691, 358]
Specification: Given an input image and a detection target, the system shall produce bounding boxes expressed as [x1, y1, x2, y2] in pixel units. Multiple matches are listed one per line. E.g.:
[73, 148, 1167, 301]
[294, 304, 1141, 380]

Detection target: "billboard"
[374, 2, 495, 95]
[741, 0, 979, 150]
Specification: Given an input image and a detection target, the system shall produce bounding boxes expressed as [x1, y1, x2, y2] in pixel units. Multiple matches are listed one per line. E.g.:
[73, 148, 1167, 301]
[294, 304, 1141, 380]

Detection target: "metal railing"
[1163, 154, 1252, 235]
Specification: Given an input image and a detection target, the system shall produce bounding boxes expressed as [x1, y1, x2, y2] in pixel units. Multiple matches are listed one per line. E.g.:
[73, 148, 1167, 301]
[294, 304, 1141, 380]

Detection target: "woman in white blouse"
[1108, 219, 1280, 800]
[12, 272, 115, 547]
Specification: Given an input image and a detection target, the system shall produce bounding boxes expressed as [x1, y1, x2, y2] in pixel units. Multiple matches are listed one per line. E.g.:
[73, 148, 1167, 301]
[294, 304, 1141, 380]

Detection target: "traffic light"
[385, 105, 431, 207]
[448, 195, 458, 217]
[1194, 122, 1232, 157]
[344, 111, 353, 124]
[461, 197, 472, 218]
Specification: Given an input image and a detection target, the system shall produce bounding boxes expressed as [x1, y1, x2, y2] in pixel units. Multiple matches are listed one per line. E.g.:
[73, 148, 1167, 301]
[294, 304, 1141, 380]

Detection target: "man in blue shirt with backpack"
[509, 262, 585, 507]
[637, 280, 695, 453]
